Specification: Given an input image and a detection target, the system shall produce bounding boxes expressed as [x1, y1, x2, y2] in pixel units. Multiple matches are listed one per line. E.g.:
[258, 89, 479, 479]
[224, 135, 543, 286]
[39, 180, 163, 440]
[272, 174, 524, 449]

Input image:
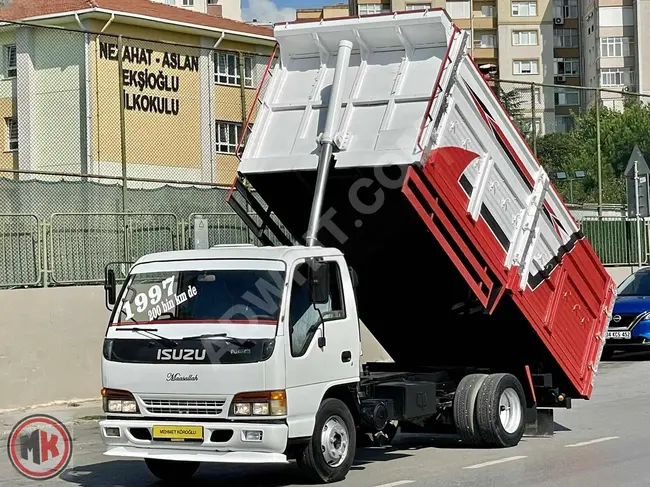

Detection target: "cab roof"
[132, 244, 343, 267]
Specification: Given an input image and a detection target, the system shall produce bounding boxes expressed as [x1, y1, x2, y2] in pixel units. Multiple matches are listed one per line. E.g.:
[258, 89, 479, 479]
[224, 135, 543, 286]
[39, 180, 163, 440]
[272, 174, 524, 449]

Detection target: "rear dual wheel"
[453, 373, 526, 448]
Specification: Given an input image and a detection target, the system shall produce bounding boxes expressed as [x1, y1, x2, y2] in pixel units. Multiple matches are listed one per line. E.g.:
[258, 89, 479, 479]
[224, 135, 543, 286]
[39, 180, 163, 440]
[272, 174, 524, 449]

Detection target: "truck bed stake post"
[305, 39, 353, 247]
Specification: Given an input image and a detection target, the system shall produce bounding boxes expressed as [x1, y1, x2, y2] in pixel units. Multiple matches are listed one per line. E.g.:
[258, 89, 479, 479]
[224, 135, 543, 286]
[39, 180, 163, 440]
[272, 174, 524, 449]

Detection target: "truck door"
[284, 256, 360, 438]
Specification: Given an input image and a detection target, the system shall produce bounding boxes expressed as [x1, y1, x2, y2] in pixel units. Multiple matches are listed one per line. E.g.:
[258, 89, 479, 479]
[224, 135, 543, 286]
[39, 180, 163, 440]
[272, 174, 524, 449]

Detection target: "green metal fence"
[580, 217, 648, 266]
[0, 214, 41, 287]
[0, 211, 646, 289]
[0, 211, 274, 288]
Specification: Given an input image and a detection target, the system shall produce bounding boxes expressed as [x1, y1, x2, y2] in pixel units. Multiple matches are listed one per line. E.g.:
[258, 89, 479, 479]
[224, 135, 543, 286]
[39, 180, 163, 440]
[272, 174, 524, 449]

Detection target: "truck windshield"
[115, 269, 284, 324]
[617, 271, 650, 297]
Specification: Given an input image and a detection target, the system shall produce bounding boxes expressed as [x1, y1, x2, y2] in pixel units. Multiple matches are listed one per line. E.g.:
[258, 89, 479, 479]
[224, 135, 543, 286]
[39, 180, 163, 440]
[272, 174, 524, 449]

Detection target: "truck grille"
[141, 398, 227, 416]
[609, 313, 640, 330]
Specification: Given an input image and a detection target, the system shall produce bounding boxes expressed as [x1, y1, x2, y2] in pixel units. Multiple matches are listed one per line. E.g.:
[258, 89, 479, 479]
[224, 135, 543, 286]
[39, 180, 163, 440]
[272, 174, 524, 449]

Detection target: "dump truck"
[99, 10, 616, 484]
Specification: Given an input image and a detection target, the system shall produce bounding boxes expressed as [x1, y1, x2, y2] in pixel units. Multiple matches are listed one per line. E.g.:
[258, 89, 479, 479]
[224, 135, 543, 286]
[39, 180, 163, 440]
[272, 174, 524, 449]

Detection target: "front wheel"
[297, 398, 356, 483]
[144, 458, 200, 483]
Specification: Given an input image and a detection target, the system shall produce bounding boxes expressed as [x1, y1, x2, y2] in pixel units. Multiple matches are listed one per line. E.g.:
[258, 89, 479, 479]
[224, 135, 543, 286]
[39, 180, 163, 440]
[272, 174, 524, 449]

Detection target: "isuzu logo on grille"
[156, 349, 207, 361]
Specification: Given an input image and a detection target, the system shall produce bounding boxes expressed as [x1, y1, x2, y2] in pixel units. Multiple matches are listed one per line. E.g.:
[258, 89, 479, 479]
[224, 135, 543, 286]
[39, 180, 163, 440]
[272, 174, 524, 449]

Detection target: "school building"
[0, 0, 276, 186]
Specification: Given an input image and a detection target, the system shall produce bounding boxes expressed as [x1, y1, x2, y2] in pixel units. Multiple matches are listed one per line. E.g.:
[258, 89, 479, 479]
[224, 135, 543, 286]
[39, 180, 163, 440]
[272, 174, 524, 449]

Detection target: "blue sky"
[242, 0, 335, 22]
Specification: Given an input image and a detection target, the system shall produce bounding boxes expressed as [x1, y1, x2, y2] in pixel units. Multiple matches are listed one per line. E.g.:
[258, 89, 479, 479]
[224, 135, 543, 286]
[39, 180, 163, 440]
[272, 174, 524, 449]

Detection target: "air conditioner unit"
[554, 17, 564, 24]
[556, 75, 566, 82]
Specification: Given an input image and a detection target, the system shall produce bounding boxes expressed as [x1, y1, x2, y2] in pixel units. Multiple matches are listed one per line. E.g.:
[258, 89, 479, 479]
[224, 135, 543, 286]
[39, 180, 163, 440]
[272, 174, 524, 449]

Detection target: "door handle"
[341, 351, 351, 363]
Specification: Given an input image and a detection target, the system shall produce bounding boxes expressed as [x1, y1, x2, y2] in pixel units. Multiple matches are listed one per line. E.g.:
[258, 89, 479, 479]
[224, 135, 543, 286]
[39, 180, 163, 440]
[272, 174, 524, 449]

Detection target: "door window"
[289, 261, 345, 357]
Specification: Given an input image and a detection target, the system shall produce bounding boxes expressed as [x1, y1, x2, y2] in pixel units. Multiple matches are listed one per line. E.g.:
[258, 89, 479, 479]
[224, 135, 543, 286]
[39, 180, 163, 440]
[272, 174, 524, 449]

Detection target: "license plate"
[606, 330, 631, 339]
[152, 425, 203, 441]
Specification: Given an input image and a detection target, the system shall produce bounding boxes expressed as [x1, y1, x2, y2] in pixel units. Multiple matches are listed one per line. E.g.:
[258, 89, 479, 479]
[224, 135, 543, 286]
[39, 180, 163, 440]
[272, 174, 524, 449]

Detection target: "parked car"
[604, 267, 650, 359]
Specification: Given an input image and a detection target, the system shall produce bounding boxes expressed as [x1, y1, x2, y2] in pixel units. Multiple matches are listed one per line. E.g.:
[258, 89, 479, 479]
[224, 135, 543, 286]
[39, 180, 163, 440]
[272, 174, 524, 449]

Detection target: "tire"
[297, 398, 357, 483]
[144, 458, 200, 482]
[475, 373, 526, 448]
[453, 373, 488, 446]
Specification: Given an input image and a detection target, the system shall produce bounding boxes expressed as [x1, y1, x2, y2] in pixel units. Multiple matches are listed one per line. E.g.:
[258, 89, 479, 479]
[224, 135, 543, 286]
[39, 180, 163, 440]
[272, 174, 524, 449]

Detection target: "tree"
[494, 85, 536, 144]
[533, 100, 650, 205]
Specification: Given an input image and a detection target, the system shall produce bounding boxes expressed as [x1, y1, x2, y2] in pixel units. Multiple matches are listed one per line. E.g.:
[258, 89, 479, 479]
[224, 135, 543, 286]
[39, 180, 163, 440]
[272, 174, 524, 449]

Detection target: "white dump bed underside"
[239, 11, 581, 290]
[239, 11, 454, 172]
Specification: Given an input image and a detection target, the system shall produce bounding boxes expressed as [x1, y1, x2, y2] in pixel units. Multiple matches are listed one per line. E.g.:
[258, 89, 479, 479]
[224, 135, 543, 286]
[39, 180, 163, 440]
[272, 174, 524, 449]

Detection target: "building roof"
[0, 0, 274, 39]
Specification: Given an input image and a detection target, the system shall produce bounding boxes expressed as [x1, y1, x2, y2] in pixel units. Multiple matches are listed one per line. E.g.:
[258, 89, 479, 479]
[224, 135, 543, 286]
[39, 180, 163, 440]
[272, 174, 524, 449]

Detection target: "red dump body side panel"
[402, 61, 616, 399]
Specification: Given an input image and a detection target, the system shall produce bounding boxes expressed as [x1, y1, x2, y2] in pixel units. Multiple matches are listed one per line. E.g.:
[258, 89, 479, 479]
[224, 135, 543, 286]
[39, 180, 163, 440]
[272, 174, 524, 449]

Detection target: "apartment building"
[296, 0, 587, 134]
[151, 0, 242, 22]
[581, 0, 646, 111]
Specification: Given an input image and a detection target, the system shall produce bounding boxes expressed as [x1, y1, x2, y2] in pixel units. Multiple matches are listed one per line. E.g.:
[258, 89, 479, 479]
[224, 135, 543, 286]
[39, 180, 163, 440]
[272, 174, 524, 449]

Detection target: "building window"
[216, 121, 252, 154]
[215, 52, 254, 88]
[600, 37, 634, 57]
[554, 58, 580, 76]
[553, 0, 577, 18]
[5, 45, 15, 78]
[481, 5, 495, 16]
[512, 30, 538, 45]
[288, 261, 345, 357]
[600, 68, 634, 87]
[5, 117, 16, 151]
[474, 31, 497, 48]
[554, 88, 579, 105]
[512, 2, 537, 16]
[556, 115, 574, 132]
[521, 118, 542, 135]
[513, 60, 539, 75]
[182, 0, 194, 5]
[554, 28, 579, 48]
[163, 0, 174, 4]
[358, 3, 389, 14]
[207, 0, 219, 3]
[446, 0, 470, 18]
[406, 3, 431, 9]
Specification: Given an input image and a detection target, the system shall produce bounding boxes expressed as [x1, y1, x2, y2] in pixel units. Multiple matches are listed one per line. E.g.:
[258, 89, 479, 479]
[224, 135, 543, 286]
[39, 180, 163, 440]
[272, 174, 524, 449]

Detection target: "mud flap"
[523, 408, 554, 437]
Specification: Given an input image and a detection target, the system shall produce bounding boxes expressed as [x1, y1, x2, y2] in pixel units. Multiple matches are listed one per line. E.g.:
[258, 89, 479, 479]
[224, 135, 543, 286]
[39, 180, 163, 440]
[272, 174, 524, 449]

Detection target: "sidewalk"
[0, 399, 103, 438]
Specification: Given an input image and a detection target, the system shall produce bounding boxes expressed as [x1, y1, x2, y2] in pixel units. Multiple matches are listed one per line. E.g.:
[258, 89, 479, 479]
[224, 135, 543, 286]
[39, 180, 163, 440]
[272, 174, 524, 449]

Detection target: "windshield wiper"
[181, 333, 255, 347]
[116, 327, 177, 347]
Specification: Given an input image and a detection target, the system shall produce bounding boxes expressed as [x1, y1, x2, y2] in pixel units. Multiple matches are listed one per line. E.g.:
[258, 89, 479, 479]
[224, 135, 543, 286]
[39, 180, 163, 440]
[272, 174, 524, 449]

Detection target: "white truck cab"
[100, 245, 363, 482]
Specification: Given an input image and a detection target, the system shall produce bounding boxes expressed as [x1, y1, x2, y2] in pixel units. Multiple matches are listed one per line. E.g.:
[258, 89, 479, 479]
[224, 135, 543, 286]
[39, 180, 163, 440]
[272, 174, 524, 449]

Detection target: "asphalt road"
[1, 352, 649, 487]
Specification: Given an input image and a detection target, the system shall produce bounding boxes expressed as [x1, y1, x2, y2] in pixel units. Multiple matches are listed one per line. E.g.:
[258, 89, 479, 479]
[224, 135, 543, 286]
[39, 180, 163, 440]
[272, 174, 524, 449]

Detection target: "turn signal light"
[101, 387, 139, 414]
[231, 390, 287, 416]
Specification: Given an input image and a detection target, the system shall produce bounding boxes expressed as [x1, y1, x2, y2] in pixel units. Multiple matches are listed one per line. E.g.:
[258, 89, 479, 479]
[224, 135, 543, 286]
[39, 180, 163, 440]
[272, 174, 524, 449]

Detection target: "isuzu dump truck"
[99, 10, 616, 484]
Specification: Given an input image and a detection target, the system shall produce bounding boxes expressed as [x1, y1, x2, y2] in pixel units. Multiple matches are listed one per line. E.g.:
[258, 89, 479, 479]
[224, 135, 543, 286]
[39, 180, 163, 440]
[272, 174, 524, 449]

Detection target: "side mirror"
[308, 259, 330, 304]
[105, 268, 117, 306]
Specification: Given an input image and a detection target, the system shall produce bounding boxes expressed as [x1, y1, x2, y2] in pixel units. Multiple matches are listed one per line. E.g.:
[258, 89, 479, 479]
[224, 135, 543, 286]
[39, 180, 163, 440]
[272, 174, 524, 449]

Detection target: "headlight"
[102, 388, 140, 414]
[231, 390, 286, 416]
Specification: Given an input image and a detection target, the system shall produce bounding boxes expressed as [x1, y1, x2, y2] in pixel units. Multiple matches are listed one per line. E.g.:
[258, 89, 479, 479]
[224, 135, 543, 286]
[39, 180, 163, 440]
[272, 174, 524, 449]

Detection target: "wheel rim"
[499, 388, 522, 434]
[320, 415, 349, 467]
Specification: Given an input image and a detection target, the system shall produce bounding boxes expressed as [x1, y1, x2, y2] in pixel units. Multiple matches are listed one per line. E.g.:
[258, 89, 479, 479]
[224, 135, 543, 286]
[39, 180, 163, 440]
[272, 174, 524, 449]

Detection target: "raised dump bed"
[228, 10, 616, 402]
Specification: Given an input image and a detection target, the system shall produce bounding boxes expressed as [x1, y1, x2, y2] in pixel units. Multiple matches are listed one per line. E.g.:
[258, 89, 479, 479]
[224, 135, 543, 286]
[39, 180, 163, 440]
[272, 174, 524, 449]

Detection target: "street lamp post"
[549, 170, 587, 204]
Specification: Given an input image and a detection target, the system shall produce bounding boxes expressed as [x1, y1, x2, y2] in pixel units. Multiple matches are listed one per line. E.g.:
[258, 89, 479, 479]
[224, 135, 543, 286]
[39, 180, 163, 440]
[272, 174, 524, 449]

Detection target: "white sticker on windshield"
[121, 275, 199, 321]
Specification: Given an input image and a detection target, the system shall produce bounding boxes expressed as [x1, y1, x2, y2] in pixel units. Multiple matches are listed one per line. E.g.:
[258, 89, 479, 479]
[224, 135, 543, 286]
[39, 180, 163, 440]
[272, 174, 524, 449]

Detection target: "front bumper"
[99, 418, 289, 464]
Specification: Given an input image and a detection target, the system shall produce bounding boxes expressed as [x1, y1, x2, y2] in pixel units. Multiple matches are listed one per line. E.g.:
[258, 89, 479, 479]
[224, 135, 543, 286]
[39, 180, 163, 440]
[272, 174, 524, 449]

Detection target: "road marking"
[565, 436, 619, 448]
[463, 456, 527, 469]
[372, 481, 414, 487]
